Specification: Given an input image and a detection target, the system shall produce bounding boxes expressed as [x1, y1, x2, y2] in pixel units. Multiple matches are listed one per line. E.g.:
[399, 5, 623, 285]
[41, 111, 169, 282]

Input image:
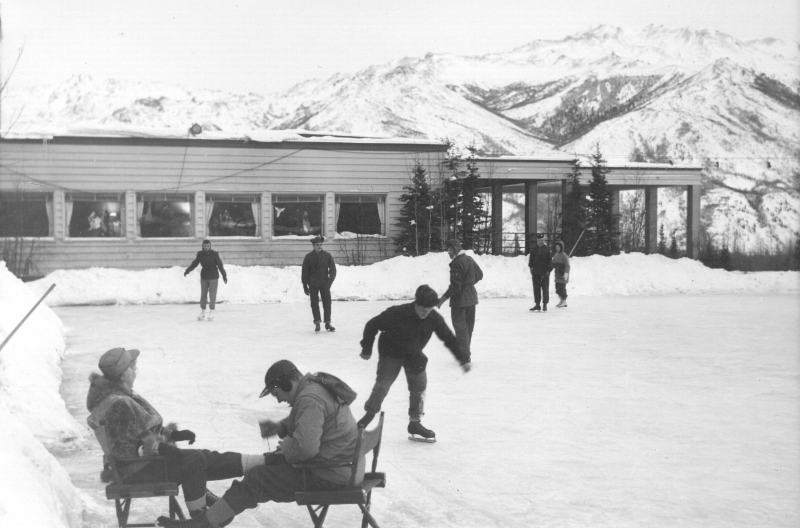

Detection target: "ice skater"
[359, 285, 471, 442]
[184, 240, 227, 321]
[552, 240, 571, 308]
[528, 234, 552, 312]
[437, 238, 483, 358]
[301, 235, 337, 332]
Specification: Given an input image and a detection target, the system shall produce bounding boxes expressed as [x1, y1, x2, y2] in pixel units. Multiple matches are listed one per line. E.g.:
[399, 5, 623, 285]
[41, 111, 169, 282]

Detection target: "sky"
[1, 0, 798, 95]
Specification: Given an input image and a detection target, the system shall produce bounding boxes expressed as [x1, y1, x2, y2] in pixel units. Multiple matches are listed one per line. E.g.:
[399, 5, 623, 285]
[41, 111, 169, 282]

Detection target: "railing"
[472, 232, 560, 255]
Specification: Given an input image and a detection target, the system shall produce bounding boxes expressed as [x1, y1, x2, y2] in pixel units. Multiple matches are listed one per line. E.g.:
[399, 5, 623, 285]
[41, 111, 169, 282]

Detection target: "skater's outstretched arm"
[184, 252, 202, 276]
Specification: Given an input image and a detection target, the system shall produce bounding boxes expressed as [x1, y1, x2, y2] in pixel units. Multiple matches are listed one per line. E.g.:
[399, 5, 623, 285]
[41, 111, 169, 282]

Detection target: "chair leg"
[169, 496, 186, 521]
[306, 505, 329, 528]
[358, 503, 381, 528]
[115, 498, 131, 528]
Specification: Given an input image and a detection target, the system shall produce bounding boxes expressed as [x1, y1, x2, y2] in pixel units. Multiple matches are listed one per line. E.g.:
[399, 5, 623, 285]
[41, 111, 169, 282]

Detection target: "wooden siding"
[0, 139, 444, 273]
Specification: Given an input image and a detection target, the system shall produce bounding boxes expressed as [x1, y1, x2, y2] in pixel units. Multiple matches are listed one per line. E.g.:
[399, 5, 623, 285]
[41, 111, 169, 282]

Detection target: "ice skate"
[556, 298, 567, 308]
[408, 421, 436, 443]
[207, 311, 215, 322]
[315, 322, 321, 332]
[542, 303, 547, 312]
[197, 309, 206, 321]
[529, 304, 541, 312]
[325, 322, 336, 332]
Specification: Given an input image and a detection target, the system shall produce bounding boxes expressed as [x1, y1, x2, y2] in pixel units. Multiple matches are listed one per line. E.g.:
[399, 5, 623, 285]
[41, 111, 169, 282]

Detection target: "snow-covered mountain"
[4, 25, 799, 251]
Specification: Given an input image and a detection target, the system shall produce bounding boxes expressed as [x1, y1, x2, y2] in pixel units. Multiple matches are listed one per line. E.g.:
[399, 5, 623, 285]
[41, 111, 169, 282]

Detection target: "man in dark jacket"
[301, 235, 337, 332]
[184, 240, 227, 321]
[528, 234, 552, 312]
[359, 285, 471, 441]
[437, 239, 483, 360]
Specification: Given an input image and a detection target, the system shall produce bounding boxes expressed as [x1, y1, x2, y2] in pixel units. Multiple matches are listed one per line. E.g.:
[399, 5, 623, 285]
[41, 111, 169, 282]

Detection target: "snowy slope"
[5, 25, 799, 251]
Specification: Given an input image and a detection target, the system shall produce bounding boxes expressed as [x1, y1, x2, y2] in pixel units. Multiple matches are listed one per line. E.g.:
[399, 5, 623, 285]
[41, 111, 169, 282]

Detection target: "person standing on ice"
[157, 359, 362, 528]
[86, 348, 267, 520]
[301, 235, 337, 332]
[359, 285, 471, 442]
[184, 239, 227, 321]
[527, 234, 552, 312]
[552, 240, 571, 308]
[437, 238, 483, 359]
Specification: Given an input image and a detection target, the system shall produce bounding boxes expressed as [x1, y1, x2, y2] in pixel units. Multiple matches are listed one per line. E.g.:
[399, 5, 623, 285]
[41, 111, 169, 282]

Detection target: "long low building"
[0, 128, 703, 276]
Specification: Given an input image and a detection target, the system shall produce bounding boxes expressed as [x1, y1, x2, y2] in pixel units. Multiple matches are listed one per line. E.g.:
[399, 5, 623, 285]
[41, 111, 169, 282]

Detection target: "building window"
[206, 194, 260, 237]
[138, 194, 194, 238]
[272, 194, 324, 237]
[335, 195, 385, 236]
[66, 193, 124, 238]
[0, 193, 53, 237]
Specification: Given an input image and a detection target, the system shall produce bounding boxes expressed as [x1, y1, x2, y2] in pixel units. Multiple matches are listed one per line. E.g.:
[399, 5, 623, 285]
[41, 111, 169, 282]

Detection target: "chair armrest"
[293, 461, 353, 470]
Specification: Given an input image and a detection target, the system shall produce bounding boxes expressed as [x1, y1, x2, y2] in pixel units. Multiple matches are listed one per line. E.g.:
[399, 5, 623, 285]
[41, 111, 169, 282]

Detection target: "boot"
[542, 303, 547, 312]
[357, 412, 375, 428]
[207, 311, 215, 322]
[529, 304, 541, 312]
[408, 421, 436, 440]
[315, 322, 321, 332]
[157, 513, 213, 528]
[325, 322, 336, 332]
[557, 298, 568, 308]
[197, 309, 206, 321]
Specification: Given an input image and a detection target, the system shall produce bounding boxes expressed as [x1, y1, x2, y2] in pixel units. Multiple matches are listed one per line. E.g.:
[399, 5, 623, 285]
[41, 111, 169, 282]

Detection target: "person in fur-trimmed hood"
[86, 348, 266, 519]
[552, 240, 571, 308]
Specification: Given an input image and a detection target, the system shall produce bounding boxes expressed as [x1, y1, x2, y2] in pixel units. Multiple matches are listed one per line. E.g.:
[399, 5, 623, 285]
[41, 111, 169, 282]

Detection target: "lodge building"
[0, 129, 703, 276]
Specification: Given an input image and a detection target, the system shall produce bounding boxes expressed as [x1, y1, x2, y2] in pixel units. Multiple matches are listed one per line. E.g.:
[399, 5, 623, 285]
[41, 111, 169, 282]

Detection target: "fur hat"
[414, 284, 439, 308]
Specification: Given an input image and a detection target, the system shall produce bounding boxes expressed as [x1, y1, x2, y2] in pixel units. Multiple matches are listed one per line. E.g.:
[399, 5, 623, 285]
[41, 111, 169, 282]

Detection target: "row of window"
[0, 193, 386, 239]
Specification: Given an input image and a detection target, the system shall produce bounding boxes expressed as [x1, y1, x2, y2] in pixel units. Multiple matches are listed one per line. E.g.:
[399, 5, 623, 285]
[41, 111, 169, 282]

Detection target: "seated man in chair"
[157, 359, 360, 528]
[87, 348, 267, 519]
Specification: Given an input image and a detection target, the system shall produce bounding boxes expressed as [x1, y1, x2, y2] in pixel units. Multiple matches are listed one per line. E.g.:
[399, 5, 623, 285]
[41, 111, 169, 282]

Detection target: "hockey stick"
[0, 283, 56, 355]
[568, 229, 586, 258]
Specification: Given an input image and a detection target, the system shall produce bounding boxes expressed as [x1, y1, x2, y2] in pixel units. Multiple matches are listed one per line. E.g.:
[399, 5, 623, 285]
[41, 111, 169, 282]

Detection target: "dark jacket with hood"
[301, 250, 337, 288]
[86, 373, 167, 460]
[186, 249, 227, 281]
[360, 302, 467, 370]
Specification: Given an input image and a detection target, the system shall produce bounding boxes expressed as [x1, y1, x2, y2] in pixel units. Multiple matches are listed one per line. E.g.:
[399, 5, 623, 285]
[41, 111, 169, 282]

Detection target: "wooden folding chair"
[104, 454, 186, 528]
[295, 412, 387, 528]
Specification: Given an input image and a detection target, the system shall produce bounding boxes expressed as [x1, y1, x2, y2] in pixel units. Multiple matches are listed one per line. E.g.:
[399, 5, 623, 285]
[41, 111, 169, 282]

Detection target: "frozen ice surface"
[54, 294, 799, 528]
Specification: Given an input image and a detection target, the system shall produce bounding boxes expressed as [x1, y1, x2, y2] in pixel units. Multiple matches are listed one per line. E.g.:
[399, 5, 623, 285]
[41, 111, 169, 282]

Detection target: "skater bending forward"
[358, 285, 471, 442]
[87, 348, 266, 520]
[157, 359, 361, 528]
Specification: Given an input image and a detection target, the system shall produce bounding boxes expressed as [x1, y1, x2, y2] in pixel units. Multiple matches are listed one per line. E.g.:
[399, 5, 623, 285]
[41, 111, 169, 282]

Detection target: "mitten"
[303, 284, 310, 296]
[171, 429, 196, 444]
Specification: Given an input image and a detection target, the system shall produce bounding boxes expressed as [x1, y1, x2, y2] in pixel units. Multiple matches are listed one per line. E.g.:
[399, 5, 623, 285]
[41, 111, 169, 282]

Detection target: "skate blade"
[408, 435, 436, 443]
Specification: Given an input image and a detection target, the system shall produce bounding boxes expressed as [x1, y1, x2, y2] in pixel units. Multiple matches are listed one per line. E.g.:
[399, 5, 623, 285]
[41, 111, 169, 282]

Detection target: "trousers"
[556, 282, 568, 299]
[532, 273, 550, 305]
[309, 284, 332, 323]
[200, 279, 219, 310]
[450, 306, 476, 360]
[364, 354, 428, 421]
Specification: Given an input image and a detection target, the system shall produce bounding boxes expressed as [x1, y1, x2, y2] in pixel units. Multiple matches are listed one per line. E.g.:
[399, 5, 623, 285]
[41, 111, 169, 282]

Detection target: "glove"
[259, 420, 280, 439]
[223, 277, 228, 284]
[360, 350, 371, 360]
[564, 273, 570, 283]
[461, 362, 472, 373]
[171, 429, 196, 444]
[303, 284, 310, 296]
[183, 271, 188, 277]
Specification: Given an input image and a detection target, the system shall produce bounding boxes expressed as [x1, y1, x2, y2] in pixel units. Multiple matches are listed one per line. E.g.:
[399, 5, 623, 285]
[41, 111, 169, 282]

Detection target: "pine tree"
[584, 144, 619, 256]
[669, 234, 679, 259]
[394, 162, 440, 255]
[657, 224, 668, 255]
[438, 142, 487, 251]
[561, 158, 587, 256]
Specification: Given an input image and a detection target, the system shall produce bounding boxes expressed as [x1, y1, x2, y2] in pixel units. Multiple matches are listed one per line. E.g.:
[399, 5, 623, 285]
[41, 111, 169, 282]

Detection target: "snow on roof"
[475, 154, 701, 170]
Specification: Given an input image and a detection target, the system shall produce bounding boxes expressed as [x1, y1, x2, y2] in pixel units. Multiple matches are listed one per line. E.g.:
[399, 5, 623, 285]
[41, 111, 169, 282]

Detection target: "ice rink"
[54, 294, 799, 528]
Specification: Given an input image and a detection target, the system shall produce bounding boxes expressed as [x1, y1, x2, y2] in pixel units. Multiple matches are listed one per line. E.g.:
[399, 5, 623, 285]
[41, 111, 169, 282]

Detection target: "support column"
[560, 180, 568, 240]
[686, 185, 701, 259]
[194, 191, 206, 239]
[491, 182, 503, 255]
[325, 192, 335, 239]
[261, 191, 271, 239]
[53, 189, 66, 240]
[644, 187, 658, 254]
[524, 182, 538, 254]
[125, 190, 137, 241]
[610, 188, 620, 253]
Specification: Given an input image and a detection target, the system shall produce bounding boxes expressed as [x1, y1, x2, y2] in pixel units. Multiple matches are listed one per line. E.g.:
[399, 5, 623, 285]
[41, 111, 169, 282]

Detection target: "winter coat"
[274, 372, 360, 485]
[185, 249, 227, 281]
[528, 245, 553, 275]
[86, 373, 167, 461]
[552, 250, 571, 284]
[441, 253, 483, 308]
[360, 302, 467, 368]
[301, 250, 337, 288]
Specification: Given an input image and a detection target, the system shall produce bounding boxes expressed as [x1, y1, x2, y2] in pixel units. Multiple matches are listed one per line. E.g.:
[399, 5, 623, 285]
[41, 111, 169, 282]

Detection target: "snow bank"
[0, 262, 84, 528]
[27, 252, 799, 306]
